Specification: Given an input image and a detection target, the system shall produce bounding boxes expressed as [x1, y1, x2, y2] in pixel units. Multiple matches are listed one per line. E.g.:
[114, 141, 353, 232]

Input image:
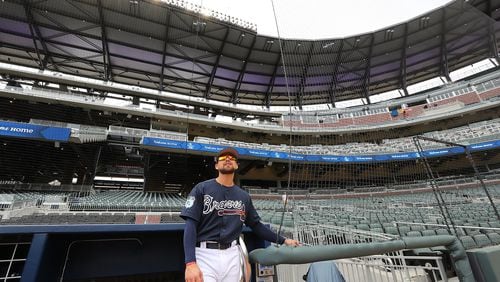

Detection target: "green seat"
[382, 222, 394, 228]
[487, 233, 500, 245]
[474, 234, 492, 248]
[422, 230, 436, 236]
[406, 231, 422, 237]
[411, 225, 425, 232]
[425, 220, 438, 226]
[398, 226, 411, 236]
[489, 222, 500, 228]
[461, 236, 478, 249]
[466, 229, 482, 236]
[436, 228, 450, 235]
[356, 224, 369, 231]
[384, 226, 399, 236]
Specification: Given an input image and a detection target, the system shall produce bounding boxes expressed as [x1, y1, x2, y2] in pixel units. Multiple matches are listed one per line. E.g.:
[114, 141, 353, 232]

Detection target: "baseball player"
[181, 147, 300, 282]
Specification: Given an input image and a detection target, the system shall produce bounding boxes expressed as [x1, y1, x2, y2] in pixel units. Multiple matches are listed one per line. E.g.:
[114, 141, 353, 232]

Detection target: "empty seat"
[487, 233, 500, 245]
[488, 222, 500, 228]
[460, 236, 478, 249]
[473, 234, 492, 248]
[406, 231, 422, 237]
[424, 220, 438, 226]
[382, 222, 394, 228]
[384, 227, 399, 236]
[356, 224, 369, 231]
[435, 228, 450, 235]
[455, 228, 466, 237]
[466, 229, 482, 236]
[398, 226, 411, 236]
[410, 225, 425, 232]
[421, 230, 436, 236]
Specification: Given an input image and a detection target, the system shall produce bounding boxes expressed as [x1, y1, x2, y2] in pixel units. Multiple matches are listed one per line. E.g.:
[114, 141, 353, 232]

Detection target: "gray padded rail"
[249, 235, 475, 282]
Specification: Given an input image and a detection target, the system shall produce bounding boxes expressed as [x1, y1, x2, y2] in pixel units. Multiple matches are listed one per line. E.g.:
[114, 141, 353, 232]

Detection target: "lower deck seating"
[0, 213, 136, 225]
[0, 212, 185, 225]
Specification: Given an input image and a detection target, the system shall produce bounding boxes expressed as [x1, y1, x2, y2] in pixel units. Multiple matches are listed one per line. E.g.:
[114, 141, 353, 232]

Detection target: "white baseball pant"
[195, 245, 241, 282]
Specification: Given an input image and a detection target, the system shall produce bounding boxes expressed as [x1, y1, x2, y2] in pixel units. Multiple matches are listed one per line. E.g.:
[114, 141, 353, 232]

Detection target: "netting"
[246, 0, 500, 238]
[260, 2, 496, 182]
[0, 0, 498, 222]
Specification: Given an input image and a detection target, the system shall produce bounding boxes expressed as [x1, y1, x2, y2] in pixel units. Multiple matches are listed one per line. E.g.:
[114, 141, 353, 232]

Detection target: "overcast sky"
[186, 0, 452, 39]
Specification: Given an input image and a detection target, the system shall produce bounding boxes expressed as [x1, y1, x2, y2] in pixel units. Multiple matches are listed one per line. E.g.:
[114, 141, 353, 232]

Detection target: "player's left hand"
[284, 238, 301, 247]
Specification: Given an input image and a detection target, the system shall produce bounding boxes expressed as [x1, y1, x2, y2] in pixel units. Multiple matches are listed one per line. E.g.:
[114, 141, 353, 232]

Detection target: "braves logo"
[203, 195, 246, 222]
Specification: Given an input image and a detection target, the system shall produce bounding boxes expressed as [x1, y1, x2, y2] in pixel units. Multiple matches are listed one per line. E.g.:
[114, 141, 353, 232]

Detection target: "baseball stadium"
[1, 0, 500, 281]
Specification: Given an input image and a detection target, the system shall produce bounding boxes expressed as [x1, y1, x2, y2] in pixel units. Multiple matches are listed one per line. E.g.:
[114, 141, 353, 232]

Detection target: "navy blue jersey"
[180, 179, 260, 244]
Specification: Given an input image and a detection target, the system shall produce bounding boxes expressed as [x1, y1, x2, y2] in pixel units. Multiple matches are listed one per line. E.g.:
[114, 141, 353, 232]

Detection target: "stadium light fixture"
[200, 7, 211, 16]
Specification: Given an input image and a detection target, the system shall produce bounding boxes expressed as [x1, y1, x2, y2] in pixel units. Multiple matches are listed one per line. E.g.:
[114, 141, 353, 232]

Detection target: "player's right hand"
[185, 262, 203, 282]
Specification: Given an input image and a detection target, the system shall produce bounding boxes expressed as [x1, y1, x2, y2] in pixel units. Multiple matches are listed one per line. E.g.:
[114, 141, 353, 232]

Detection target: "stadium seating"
[69, 190, 185, 212]
[0, 212, 136, 225]
[2, 69, 500, 135]
[194, 118, 500, 156]
[281, 74, 500, 130]
[1, 180, 499, 252]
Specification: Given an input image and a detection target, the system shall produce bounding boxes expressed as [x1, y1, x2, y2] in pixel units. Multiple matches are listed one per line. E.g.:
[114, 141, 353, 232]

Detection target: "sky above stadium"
[186, 0, 452, 39]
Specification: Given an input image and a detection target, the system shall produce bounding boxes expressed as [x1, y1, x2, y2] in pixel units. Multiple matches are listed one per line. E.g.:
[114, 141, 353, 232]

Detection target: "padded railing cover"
[249, 235, 474, 282]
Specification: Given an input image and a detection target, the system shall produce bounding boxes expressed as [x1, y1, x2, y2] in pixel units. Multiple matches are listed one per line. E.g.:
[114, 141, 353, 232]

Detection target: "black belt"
[196, 241, 236, 250]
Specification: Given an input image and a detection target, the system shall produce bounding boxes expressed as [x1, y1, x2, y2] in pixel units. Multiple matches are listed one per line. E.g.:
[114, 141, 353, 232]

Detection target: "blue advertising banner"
[468, 141, 499, 151]
[141, 138, 184, 149]
[0, 121, 70, 142]
[199, 144, 227, 153]
[141, 137, 500, 164]
[246, 149, 270, 158]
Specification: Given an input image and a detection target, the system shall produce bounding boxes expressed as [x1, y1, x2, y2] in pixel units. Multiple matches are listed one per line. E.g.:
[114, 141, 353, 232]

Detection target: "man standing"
[181, 147, 300, 282]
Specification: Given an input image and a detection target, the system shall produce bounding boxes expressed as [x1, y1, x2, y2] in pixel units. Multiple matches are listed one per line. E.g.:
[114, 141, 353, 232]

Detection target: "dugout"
[0, 224, 264, 282]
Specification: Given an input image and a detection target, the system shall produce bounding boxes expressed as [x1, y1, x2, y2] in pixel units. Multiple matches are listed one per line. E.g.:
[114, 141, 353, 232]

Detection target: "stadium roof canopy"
[0, 0, 499, 108]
